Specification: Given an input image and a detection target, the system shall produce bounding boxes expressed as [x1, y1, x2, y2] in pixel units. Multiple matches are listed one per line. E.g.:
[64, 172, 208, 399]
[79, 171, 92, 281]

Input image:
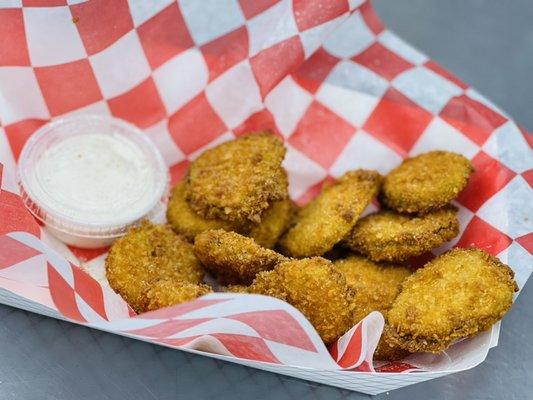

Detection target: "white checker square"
[57, 100, 110, 119]
[299, 15, 346, 58]
[24, 6, 86, 66]
[323, 12, 375, 58]
[348, 0, 365, 10]
[283, 144, 327, 200]
[378, 31, 428, 65]
[66, 0, 87, 4]
[507, 242, 533, 290]
[315, 60, 387, 127]
[0, 0, 21, 7]
[205, 61, 262, 129]
[0, 67, 50, 125]
[477, 175, 533, 238]
[264, 76, 313, 138]
[144, 120, 185, 166]
[128, 0, 174, 26]
[180, 0, 245, 45]
[153, 48, 208, 115]
[482, 121, 533, 173]
[410, 117, 479, 158]
[89, 31, 151, 98]
[393, 66, 463, 114]
[246, 0, 298, 56]
[330, 130, 403, 176]
[0, 128, 18, 193]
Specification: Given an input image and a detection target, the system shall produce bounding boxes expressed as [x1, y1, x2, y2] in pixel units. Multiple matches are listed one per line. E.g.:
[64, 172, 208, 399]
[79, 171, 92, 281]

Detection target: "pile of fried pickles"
[105, 132, 517, 361]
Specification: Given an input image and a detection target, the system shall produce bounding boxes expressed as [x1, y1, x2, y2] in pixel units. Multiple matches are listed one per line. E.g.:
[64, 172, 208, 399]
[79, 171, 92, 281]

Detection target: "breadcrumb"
[144, 279, 212, 312]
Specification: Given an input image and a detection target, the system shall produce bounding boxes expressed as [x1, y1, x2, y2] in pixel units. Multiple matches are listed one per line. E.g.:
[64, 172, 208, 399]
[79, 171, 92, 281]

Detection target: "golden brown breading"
[345, 206, 460, 262]
[186, 132, 288, 223]
[105, 221, 204, 313]
[333, 255, 412, 324]
[374, 326, 411, 361]
[167, 181, 247, 241]
[250, 257, 355, 345]
[382, 151, 473, 214]
[249, 198, 297, 248]
[144, 279, 212, 312]
[223, 284, 250, 293]
[386, 248, 517, 353]
[194, 229, 288, 285]
[279, 170, 382, 258]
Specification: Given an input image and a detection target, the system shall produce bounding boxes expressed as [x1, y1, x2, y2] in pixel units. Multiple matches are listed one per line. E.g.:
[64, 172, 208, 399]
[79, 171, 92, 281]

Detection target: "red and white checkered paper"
[0, 0, 532, 395]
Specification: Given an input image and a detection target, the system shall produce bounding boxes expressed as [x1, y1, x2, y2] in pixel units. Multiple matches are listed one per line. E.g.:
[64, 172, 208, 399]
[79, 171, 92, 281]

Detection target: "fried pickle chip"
[374, 327, 411, 361]
[144, 279, 212, 312]
[250, 257, 355, 345]
[194, 229, 288, 285]
[249, 198, 297, 249]
[345, 206, 460, 262]
[386, 248, 517, 353]
[382, 151, 473, 214]
[223, 284, 250, 293]
[334, 255, 412, 324]
[167, 181, 247, 241]
[279, 170, 382, 258]
[106, 221, 204, 313]
[186, 132, 288, 223]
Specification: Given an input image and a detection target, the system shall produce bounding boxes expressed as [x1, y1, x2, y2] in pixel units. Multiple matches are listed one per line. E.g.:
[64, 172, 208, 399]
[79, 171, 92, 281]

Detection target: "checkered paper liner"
[0, 0, 532, 395]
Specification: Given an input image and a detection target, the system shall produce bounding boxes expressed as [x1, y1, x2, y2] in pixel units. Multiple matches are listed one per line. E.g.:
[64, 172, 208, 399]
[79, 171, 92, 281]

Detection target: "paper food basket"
[0, 0, 531, 395]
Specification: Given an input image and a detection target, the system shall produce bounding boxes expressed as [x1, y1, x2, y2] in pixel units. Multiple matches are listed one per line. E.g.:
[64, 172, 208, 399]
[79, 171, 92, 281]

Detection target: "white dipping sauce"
[33, 133, 157, 224]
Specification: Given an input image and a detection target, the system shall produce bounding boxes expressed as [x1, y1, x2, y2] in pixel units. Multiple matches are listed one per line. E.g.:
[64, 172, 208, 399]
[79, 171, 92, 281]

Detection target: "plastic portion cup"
[17, 115, 169, 249]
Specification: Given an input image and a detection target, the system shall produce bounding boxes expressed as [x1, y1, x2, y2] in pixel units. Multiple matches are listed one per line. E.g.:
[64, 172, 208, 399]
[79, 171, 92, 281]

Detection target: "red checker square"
[516, 233, 533, 255]
[233, 109, 281, 138]
[352, 42, 414, 81]
[457, 151, 516, 212]
[167, 93, 227, 155]
[363, 88, 433, 156]
[519, 125, 533, 147]
[68, 245, 108, 263]
[440, 95, 507, 146]
[201, 26, 249, 82]
[455, 216, 512, 256]
[296, 176, 334, 206]
[169, 160, 189, 186]
[71, 0, 134, 55]
[293, 0, 349, 31]
[238, 0, 279, 19]
[290, 101, 355, 169]
[108, 78, 166, 129]
[137, 3, 194, 70]
[250, 36, 305, 98]
[359, 1, 385, 35]
[292, 48, 339, 94]
[35, 59, 103, 116]
[522, 169, 533, 189]
[0, 9, 30, 66]
[424, 60, 468, 90]
[4, 119, 47, 160]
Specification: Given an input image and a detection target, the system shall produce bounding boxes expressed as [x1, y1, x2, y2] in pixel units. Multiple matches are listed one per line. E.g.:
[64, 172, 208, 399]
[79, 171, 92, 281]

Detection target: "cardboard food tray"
[0, 0, 531, 395]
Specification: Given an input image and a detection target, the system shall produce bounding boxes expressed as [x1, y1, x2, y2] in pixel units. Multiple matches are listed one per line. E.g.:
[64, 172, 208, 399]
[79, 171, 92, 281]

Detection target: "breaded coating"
[345, 206, 460, 262]
[106, 221, 204, 313]
[387, 248, 517, 353]
[333, 255, 412, 324]
[167, 181, 246, 241]
[279, 170, 382, 258]
[223, 284, 250, 293]
[249, 198, 297, 248]
[194, 229, 288, 285]
[250, 257, 355, 345]
[382, 151, 473, 214]
[144, 279, 212, 312]
[186, 132, 288, 223]
[374, 326, 411, 361]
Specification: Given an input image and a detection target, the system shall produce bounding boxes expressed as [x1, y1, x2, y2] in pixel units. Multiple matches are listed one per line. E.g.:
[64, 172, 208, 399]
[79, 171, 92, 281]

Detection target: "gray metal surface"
[0, 1, 531, 399]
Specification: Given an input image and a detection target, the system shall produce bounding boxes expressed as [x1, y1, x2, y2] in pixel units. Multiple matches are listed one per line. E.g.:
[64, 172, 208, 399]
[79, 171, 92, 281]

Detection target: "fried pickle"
[186, 132, 288, 223]
[279, 170, 382, 258]
[144, 279, 212, 312]
[386, 248, 517, 353]
[382, 151, 473, 214]
[249, 198, 297, 248]
[223, 284, 250, 293]
[167, 181, 247, 241]
[194, 229, 288, 285]
[105, 221, 204, 313]
[345, 206, 460, 262]
[250, 257, 355, 345]
[374, 326, 411, 361]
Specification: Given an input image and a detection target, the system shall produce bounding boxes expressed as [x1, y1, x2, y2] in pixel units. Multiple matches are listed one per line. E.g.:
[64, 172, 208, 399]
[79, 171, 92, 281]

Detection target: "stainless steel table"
[1, 1, 531, 399]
